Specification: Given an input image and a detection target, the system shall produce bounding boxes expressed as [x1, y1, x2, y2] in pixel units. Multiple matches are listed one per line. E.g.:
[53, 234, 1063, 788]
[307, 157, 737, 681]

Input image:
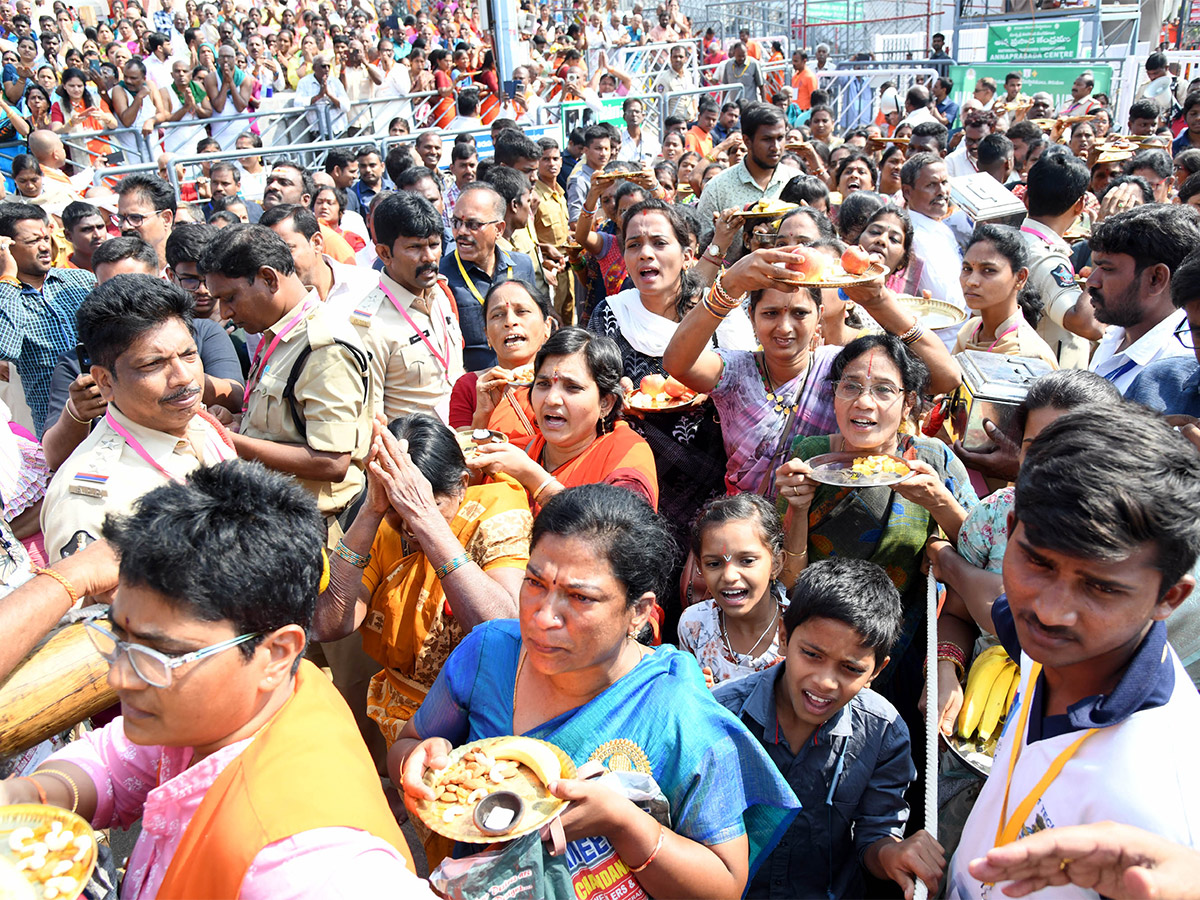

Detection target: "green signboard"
[986, 21, 1081, 60]
[561, 97, 627, 138]
[947, 63, 1112, 125]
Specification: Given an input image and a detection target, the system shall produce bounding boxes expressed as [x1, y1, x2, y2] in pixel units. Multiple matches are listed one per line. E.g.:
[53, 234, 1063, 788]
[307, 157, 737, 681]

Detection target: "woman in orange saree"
[468, 326, 659, 511]
[313, 414, 532, 746]
[448, 278, 553, 446]
[426, 49, 456, 129]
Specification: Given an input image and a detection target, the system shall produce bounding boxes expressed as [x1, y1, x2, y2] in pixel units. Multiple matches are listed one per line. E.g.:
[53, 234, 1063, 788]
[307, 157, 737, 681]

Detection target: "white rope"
[913, 571, 940, 900]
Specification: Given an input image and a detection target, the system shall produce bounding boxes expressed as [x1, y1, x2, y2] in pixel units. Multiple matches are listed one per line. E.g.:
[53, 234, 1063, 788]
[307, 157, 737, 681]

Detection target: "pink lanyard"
[1020, 222, 1064, 252]
[242, 300, 313, 414]
[104, 411, 218, 482]
[381, 281, 451, 373]
[974, 319, 1020, 351]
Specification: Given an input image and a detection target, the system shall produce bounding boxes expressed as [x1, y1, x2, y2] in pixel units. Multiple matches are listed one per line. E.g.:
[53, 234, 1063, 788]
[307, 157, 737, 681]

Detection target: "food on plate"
[7, 819, 94, 900]
[631, 374, 697, 409]
[957, 645, 1020, 743]
[840, 245, 872, 275]
[850, 455, 910, 478]
[662, 376, 689, 399]
[639, 374, 666, 396]
[455, 428, 507, 456]
[427, 736, 563, 831]
[510, 365, 535, 384]
[743, 198, 795, 215]
[787, 247, 828, 281]
[490, 736, 563, 786]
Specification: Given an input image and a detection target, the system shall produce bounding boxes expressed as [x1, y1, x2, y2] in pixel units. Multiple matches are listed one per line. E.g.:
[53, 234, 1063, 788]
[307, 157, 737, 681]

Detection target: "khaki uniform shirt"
[41, 405, 236, 564]
[533, 179, 570, 247]
[1021, 218, 1093, 370]
[240, 293, 373, 515]
[499, 228, 551, 300]
[342, 272, 464, 423]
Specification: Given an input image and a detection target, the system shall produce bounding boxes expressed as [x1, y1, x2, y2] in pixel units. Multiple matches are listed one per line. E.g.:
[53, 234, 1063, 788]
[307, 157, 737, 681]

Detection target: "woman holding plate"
[663, 218, 960, 499]
[394, 484, 798, 893]
[772, 335, 976, 742]
[467, 327, 658, 511]
[449, 279, 555, 446]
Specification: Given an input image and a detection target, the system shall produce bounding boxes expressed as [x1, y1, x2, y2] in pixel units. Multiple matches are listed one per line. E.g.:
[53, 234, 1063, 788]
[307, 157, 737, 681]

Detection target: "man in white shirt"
[899, 84, 937, 129]
[447, 88, 485, 133]
[900, 153, 964, 307]
[262, 204, 377, 313]
[944, 108, 994, 178]
[1086, 204, 1200, 393]
[616, 96, 660, 163]
[295, 55, 349, 138]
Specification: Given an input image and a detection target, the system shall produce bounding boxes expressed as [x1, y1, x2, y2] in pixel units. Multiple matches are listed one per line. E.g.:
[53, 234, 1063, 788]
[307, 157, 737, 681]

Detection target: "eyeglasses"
[834, 380, 904, 403]
[85, 619, 261, 688]
[1174, 320, 1199, 350]
[174, 273, 202, 291]
[114, 210, 163, 227]
[452, 216, 501, 232]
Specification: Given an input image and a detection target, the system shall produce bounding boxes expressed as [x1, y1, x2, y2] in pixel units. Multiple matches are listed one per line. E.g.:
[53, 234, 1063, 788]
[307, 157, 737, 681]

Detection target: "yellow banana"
[1005, 662, 1020, 714]
[957, 649, 1011, 738]
[977, 661, 1017, 742]
[491, 737, 562, 787]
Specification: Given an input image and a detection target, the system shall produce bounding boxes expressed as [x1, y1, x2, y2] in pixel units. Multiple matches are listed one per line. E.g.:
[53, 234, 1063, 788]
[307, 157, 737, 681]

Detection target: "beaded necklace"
[755, 351, 811, 416]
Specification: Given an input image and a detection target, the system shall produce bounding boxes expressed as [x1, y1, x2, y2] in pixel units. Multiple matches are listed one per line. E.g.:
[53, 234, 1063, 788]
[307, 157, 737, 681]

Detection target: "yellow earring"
[319, 547, 331, 593]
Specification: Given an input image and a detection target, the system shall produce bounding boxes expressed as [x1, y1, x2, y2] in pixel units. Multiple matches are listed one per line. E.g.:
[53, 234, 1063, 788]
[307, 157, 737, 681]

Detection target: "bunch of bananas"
[957, 645, 1020, 743]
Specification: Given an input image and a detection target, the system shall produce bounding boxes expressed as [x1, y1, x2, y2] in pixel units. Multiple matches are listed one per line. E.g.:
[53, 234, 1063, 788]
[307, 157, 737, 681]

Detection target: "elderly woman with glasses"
[772, 334, 977, 761]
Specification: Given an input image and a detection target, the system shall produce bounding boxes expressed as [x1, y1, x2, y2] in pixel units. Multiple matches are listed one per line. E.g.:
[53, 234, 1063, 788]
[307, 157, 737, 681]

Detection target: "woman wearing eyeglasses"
[772, 334, 977, 742]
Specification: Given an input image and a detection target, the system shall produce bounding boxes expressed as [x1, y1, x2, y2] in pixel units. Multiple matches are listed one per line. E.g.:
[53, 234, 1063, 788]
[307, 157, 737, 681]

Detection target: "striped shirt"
[0, 267, 96, 436]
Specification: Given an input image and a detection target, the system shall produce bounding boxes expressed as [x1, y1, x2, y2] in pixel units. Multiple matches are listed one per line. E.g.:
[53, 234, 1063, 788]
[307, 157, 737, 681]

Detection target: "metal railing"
[156, 136, 378, 202]
[661, 82, 745, 132]
[816, 66, 940, 130]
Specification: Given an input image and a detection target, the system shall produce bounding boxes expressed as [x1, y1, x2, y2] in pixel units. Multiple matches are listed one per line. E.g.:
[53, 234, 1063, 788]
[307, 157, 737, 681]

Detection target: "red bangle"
[627, 824, 666, 873]
[937, 641, 968, 681]
[13, 775, 47, 805]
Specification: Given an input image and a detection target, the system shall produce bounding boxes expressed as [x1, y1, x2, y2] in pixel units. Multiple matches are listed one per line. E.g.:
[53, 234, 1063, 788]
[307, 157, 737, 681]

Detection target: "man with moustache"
[40, 235, 245, 471]
[901, 152, 965, 307]
[348, 192, 462, 420]
[1086, 204, 1200, 392]
[261, 160, 357, 265]
[115, 174, 175, 273]
[440, 183, 535, 370]
[40, 275, 239, 563]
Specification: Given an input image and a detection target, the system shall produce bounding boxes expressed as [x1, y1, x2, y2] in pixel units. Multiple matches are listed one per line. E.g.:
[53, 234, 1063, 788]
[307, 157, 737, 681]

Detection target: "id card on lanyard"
[454, 250, 512, 305]
[380, 281, 455, 423]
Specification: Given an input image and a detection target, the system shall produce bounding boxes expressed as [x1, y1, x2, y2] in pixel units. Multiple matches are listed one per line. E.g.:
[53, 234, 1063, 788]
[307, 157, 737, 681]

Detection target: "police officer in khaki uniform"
[1021, 149, 1104, 370]
[198, 224, 372, 534]
[199, 223, 380, 762]
[346, 192, 464, 422]
[41, 275, 238, 564]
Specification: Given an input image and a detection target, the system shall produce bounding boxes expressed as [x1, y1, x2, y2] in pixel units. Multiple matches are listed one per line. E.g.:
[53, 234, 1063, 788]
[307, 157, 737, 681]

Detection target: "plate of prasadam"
[412, 736, 576, 842]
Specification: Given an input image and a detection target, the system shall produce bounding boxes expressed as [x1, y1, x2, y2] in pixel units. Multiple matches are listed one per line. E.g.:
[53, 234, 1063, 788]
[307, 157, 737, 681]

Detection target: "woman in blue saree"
[392, 484, 798, 898]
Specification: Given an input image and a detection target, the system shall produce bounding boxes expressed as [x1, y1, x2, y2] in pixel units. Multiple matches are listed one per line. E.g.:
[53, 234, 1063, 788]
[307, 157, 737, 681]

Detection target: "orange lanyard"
[994, 661, 1098, 846]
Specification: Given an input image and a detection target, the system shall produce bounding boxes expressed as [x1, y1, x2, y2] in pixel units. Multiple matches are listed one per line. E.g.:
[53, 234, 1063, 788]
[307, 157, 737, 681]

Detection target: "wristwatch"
[705, 244, 724, 261]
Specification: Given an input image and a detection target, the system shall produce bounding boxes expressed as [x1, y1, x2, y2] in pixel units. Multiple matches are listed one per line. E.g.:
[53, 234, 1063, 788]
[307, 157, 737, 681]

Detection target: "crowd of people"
[0, 0, 1198, 896]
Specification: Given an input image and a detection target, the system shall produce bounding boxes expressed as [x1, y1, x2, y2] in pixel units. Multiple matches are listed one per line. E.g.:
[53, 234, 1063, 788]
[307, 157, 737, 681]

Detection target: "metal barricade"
[661, 82, 745, 132]
[816, 66, 939, 130]
[341, 90, 439, 137]
[58, 124, 155, 165]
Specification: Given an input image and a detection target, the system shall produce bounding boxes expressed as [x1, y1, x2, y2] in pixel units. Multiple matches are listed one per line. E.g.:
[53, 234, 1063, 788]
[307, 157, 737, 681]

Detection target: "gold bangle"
[65, 400, 90, 425]
[782, 548, 808, 559]
[35, 567, 80, 607]
[35, 768, 80, 814]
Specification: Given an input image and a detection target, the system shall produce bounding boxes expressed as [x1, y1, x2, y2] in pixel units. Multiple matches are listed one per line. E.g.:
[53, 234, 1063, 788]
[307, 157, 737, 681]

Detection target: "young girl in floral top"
[678, 494, 788, 685]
